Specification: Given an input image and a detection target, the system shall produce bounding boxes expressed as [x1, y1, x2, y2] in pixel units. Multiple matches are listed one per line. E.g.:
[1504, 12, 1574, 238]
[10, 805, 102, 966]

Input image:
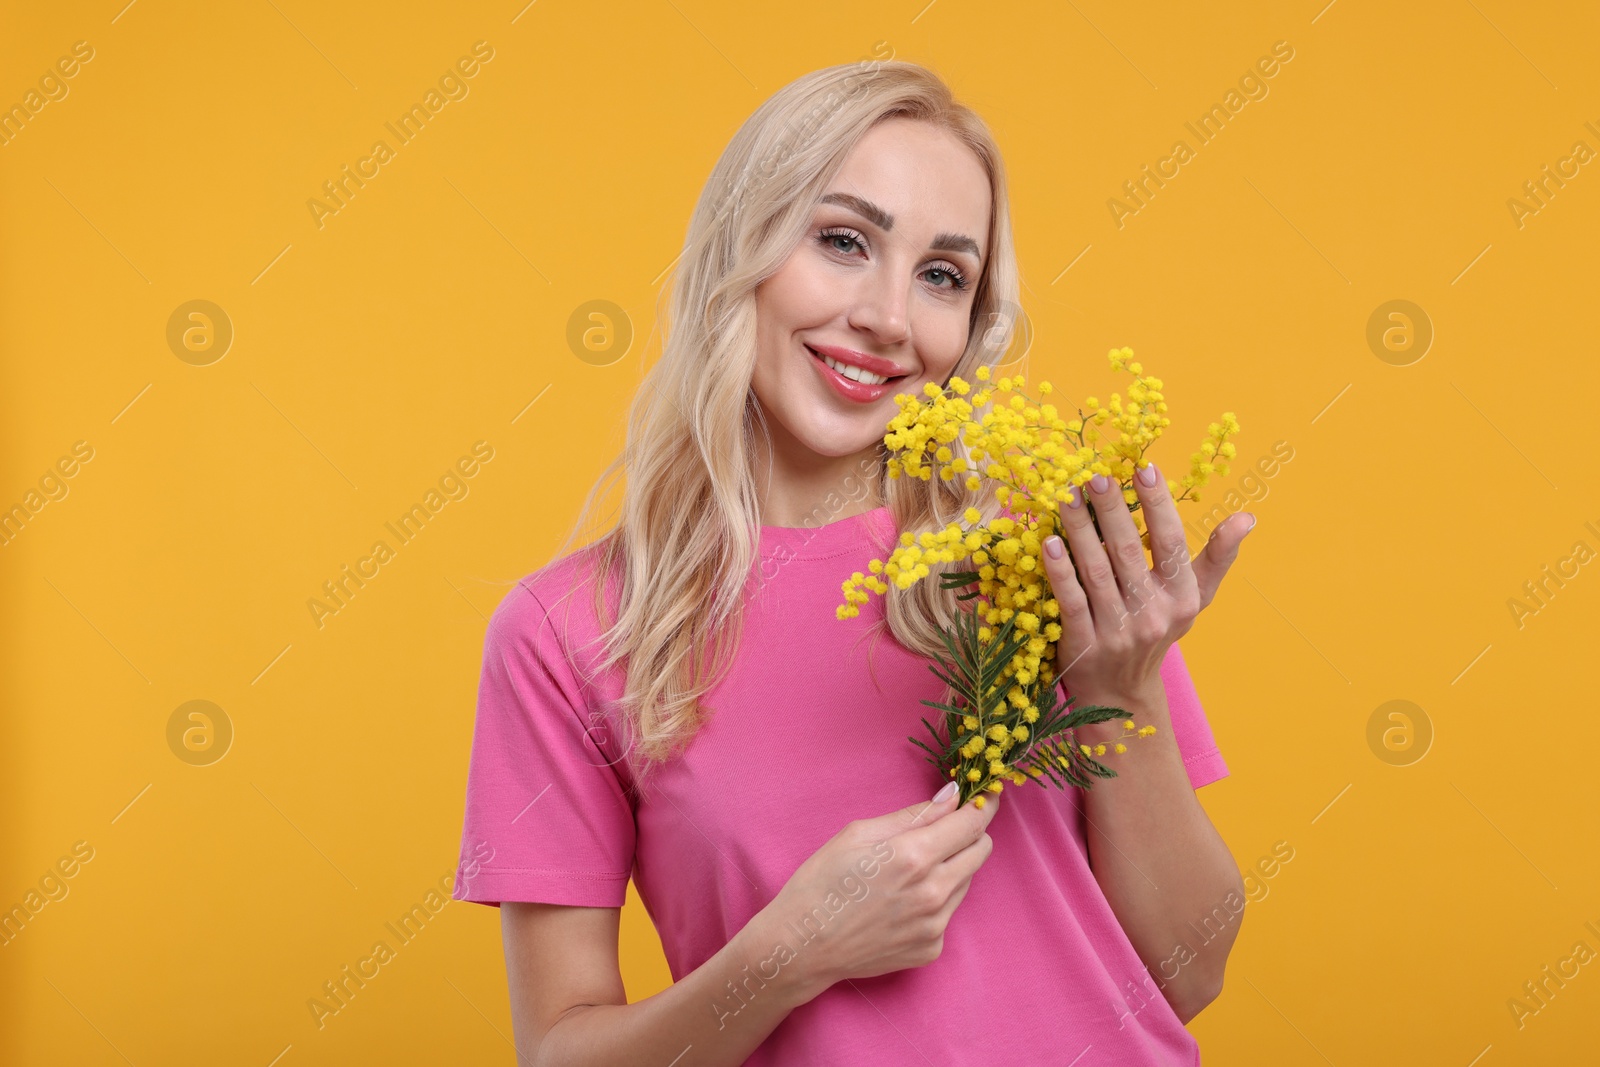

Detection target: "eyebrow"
[819, 192, 983, 261]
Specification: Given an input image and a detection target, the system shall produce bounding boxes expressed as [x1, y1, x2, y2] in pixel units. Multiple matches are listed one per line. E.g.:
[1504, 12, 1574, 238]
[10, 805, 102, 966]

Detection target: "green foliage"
[913, 594, 1127, 805]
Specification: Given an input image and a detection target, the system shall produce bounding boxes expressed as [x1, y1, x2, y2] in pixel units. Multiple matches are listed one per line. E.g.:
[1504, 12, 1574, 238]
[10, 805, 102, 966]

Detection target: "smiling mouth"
[805, 345, 909, 387]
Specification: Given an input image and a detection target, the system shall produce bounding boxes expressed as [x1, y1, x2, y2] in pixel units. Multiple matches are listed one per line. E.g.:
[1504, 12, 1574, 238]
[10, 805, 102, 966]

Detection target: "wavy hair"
[545, 58, 1023, 792]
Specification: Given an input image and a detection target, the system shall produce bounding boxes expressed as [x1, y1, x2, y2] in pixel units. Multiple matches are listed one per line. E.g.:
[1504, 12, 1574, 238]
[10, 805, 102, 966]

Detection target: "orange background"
[3, 1, 1597, 1063]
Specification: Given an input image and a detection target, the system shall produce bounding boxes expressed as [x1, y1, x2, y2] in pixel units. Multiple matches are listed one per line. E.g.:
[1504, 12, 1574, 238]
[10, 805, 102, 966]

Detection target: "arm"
[502, 785, 1004, 1065]
[1039, 463, 1254, 1023]
[504, 901, 823, 1067]
[1074, 680, 1244, 1023]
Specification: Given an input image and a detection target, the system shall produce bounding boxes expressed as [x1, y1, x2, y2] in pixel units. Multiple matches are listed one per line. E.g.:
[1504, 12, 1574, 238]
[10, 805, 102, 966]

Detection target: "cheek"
[782, 258, 849, 323]
[920, 311, 970, 378]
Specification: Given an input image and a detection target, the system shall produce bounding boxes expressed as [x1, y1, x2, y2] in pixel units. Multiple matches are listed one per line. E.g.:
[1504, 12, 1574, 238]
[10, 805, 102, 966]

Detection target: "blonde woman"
[453, 59, 1252, 1066]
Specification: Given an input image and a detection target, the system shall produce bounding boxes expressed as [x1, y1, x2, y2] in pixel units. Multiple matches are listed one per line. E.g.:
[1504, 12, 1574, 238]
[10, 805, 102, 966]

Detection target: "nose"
[846, 262, 911, 347]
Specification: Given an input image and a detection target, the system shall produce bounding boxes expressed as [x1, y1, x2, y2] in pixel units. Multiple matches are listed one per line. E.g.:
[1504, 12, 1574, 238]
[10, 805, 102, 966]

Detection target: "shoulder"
[486, 539, 615, 671]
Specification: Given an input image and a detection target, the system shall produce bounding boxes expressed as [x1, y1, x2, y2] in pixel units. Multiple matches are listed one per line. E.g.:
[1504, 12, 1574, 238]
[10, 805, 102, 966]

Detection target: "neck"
[751, 419, 887, 528]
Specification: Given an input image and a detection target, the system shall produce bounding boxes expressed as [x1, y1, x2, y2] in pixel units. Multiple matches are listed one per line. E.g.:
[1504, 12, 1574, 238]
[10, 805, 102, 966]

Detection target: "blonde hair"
[546, 59, 1023, 791]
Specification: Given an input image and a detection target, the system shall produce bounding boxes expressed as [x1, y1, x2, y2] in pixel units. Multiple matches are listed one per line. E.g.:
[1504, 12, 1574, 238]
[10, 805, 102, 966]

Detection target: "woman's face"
[750, 117, 992, 483]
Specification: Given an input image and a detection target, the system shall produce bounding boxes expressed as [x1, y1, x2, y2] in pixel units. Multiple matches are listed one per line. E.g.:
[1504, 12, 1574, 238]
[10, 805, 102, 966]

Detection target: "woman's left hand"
[1040, 462, 1253, 705]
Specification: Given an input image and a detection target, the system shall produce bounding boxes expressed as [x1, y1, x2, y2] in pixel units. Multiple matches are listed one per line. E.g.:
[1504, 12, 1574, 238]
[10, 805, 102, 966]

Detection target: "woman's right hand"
[754, 782, 1001, 999]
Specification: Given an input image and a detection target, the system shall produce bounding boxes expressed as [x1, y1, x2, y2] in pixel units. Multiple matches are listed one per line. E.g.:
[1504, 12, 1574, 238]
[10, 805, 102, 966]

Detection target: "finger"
[1130, 461, 1197, 602]
[1058, 481, 1124, 625]
[857, 783, 953, 844]
[896, 785, 960, 831]
[1041, 529, 1095, 662]
[892, 789, 998, 865]
[934, 825, 992, 883]
[1191, 511, 1254, 611]
[935, 803, 997, 881]
[1083, 471, 1152, 601]
[931, 835, 992, 917]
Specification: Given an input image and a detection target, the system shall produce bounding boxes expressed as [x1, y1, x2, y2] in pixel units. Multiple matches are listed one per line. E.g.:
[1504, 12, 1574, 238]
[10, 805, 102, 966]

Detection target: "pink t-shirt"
[452, 504, 1229, 1066]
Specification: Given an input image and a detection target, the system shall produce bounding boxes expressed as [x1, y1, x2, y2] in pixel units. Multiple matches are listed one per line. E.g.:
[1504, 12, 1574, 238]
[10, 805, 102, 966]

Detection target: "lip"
[805, 344, 907, 403]
[807, 343, 908, 379]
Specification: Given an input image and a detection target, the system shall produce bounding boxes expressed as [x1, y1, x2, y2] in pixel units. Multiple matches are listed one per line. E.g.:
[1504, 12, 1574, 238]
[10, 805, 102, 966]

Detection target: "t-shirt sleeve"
[1159, 641, 1228, 789]
[451, 581, 636, 908]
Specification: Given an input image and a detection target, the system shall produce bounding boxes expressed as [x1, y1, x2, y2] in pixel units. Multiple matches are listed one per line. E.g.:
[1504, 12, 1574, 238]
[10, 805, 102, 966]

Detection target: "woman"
[452, 59, 1253, 1065]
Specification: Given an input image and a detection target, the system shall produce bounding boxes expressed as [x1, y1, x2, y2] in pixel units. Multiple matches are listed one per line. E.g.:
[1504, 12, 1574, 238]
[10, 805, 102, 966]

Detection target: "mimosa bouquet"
[836, 348, 1240, 808]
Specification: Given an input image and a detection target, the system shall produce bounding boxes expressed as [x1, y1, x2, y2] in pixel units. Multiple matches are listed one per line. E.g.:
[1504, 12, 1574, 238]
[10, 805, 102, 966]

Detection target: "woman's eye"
[819, 229, 863, 255]
[819, 228, 969, 291]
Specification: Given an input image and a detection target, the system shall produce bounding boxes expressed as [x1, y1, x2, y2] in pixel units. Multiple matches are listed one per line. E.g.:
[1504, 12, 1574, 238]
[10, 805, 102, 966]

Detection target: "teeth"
[817, 351, 889, 385]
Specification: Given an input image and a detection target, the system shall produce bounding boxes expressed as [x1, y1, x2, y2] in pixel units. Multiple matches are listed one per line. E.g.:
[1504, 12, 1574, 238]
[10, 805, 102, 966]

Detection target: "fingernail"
[1044, 535, 1064, 560]
[1137, 462, 1159, 488]
[1090, 473, 1110, 494]
[1243, 514, 1257, 535]
[1065, 484, 1083, 509]
[933, 780, 958, 802]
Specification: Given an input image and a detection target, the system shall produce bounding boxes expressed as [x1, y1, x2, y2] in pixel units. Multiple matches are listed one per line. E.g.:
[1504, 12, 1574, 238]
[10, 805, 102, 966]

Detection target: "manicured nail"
[933, 780, 958, 802]
[1243, 514, 1257, 535]
[1045, 535, 1064, 560]
[1065, 484, 1083, 509]
[1137, 462, 1159, 488]
[1090, 473, 1110, 494]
